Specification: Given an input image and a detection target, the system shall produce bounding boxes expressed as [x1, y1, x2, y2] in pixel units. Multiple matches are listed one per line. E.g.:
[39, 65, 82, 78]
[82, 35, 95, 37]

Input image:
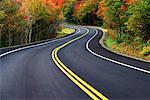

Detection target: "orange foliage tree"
[124, 0, 137, 5]
[19, 0, 64, 42]
[73, 0, 100, 25]
[97, 0, 106, 19]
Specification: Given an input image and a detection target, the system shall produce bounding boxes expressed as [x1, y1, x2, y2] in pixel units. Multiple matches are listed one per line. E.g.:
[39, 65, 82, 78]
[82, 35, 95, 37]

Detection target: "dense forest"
[62, 0, 150, 59]
[0, 0, 150, 59]
[0, 0, 63, 47]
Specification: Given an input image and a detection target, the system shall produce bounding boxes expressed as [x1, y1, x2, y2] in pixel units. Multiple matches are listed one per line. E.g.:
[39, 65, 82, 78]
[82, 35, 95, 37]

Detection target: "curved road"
[0, 26, 150, 100]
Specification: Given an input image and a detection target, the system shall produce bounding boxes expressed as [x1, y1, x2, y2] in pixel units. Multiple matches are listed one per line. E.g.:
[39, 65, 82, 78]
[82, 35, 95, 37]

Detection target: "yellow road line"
[51, 28, 109, 100]
[52, 49, 99, 100]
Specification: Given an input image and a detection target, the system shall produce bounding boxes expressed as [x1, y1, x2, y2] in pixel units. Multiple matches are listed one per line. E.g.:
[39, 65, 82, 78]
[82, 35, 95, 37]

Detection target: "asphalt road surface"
[0, 26, 150, 100]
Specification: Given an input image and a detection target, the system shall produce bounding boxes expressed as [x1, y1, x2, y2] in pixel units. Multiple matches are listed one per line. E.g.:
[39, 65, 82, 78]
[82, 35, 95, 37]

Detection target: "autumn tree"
[0, 0, 64, 47]
[0, 9, 6, 47]
[0, 11, 6, 29]
[0, 0, 26, 47]
[20, 0, 48, 43]
[62, 0, 102, 25]
[97, 0, 106, 21]
[19, 0, 63, 42]
[73, 0, 101, 25]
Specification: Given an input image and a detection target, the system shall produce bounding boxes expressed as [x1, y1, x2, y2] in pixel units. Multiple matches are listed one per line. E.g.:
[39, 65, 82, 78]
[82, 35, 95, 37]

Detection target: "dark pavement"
[0, 26, 150, 100]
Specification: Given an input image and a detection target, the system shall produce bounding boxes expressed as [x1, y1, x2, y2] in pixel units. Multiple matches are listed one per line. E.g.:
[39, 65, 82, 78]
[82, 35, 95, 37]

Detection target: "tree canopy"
[1, 0, 150, 49]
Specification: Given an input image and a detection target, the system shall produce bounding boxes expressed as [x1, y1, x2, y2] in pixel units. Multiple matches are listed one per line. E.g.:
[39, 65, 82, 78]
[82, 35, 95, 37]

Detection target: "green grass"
[57, 28, 75, 38]
[105, 37, 115, 48]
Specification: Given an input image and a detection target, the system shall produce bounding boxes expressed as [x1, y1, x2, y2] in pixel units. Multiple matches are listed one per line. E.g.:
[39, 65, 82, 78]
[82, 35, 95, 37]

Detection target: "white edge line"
[0, 26, 81, 58]
[1, 26, 149, 74]
[87, 26, 150, 63]
[85, 28, 150, 74]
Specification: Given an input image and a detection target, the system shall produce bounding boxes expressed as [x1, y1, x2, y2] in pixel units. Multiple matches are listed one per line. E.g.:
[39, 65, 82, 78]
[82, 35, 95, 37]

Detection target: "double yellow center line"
[51, 28, 108, 100]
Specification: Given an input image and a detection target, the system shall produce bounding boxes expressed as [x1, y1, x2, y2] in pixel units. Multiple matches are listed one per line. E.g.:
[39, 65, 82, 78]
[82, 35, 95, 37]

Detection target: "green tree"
[62, 0, 78, 23]
[104, 0, 125, 31]
[126, 0, 150, 41]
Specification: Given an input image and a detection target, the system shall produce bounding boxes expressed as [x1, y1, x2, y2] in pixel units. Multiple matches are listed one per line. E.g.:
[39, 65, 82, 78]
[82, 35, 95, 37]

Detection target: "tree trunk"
[25, 27, 29, 44]
[8, 30, 12, 46]
[29, 24, 32, 43]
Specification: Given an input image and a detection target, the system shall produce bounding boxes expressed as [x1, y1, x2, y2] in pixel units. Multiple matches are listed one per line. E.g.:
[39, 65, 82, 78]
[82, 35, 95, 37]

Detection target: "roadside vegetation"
[102, 0, 150, 60]
[62, 0, 150, 61]
[0, 0, 150, 60]
[57, 27, 75, 38]
[0, 0, 63, 47]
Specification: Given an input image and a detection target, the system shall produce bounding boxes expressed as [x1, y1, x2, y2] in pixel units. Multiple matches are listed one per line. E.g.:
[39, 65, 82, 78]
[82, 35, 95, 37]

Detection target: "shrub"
[140, 46, 150, 56]
[126, 0, 150, 41]
[105, 36, 116, 48]
[115, 33, 130, 44]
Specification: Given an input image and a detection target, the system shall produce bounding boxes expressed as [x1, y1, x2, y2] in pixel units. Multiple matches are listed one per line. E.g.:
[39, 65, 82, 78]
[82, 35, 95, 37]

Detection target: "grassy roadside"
[56, 28, 75, 38]
[104, 29, 150, 61]
[105, 37, 115, 49]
